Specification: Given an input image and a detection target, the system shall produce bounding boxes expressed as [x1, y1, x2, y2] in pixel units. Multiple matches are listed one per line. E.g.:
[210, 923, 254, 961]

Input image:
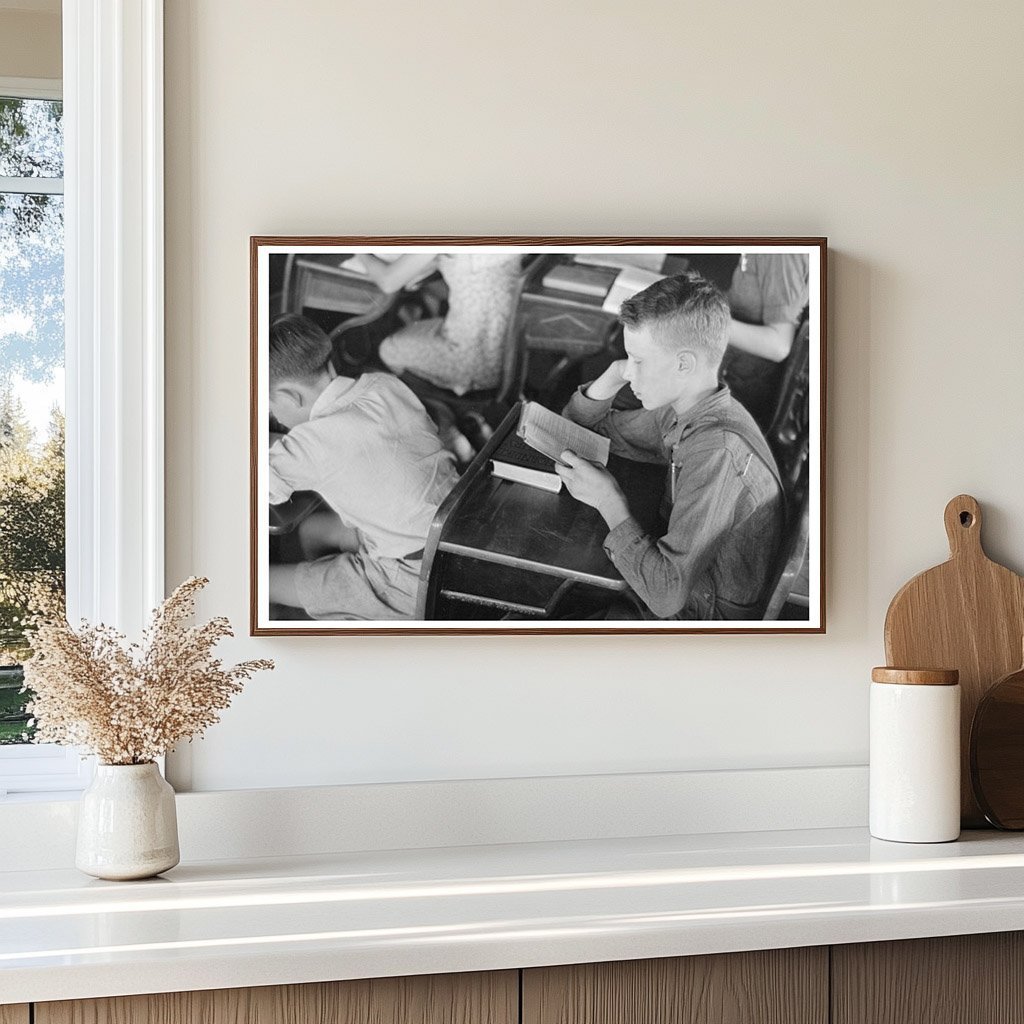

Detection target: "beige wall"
[164, 0, 1024, 790]
[0, 9, 60, 80]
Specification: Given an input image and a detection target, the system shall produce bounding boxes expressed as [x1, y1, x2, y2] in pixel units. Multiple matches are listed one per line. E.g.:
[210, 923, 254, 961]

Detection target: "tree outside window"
[0, 94, 65, 744]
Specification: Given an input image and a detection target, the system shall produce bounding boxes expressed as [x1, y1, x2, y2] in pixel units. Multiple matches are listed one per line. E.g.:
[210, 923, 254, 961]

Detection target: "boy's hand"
[584, 360, 629, 401]
[556, 451, 631, 530]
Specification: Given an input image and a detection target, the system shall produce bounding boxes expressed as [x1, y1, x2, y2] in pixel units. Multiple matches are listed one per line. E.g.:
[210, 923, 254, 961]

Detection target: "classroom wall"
[163, 0, 1024, 791]
[0, 7, 60, 81]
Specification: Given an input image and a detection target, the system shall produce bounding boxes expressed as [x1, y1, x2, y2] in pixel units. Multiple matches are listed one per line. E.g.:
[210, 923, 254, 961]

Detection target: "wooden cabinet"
[832, 932, 1024, 1024]
[17, 933, 1024, 1024]
[522, 948, 828, 1024]
[35, 972, 518, 1024]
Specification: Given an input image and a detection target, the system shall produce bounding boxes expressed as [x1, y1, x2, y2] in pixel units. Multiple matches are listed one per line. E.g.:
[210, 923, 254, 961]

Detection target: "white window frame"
[0, 0, 164, 799]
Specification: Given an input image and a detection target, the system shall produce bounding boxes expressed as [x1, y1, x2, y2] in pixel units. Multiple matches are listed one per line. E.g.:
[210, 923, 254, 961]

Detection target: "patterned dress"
[378, 253, 522, 394]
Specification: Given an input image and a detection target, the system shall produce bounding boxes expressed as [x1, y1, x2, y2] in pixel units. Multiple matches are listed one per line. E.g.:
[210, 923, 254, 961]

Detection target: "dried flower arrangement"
[22, 577, 273, 765]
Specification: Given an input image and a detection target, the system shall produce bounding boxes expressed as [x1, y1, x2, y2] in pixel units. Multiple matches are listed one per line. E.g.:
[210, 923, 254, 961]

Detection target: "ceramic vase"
[75, 762, 180, 880]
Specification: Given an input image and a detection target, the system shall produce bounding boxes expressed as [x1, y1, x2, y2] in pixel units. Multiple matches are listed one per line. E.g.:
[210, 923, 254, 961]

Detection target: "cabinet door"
[523, 949, 828, 1024]
[0, 1007, 29, 1024]
[36, 971, 517, 1024]
[832, 932, 1024, 1024]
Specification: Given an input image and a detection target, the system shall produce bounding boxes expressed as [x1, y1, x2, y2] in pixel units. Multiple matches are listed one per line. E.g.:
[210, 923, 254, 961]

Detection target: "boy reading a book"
[267, 314, 458, 620]
[558, 273, 785, 620]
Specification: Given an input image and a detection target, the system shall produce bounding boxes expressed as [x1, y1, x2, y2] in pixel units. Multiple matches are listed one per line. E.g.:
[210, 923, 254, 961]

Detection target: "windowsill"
[3, 825, 1024, 1004]
[0, 789, 85, 804]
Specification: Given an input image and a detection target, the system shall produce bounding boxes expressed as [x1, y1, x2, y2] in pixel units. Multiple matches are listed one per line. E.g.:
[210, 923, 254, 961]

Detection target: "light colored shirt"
[269, 373, 458, 559]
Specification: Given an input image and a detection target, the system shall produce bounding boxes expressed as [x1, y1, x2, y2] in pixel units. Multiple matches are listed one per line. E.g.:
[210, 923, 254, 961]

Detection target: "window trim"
[0, 76, 63, 193]
[0, 0, 165, 798]
[0, 176, 63, 195]
[0, 77, 61, 101]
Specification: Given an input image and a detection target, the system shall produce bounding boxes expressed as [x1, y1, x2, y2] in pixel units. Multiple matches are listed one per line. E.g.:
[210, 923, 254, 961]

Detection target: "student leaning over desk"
[558, 273, 785, 621]
[267, 314, 458, 620]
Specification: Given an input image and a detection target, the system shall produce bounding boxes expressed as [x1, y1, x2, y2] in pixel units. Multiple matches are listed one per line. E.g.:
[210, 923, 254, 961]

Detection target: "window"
[0, 78, 76, 792]
[0, 4, 166, 799]
[0, 85, 65, 736]
[0, 78, 83, 796]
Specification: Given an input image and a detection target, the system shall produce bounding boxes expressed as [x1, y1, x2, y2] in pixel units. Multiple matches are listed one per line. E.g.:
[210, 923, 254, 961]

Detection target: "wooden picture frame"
[250, 237, 826, 635]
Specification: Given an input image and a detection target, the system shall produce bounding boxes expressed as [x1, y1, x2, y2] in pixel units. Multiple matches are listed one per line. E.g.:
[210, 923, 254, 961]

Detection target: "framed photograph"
[250, 237, 826, 635]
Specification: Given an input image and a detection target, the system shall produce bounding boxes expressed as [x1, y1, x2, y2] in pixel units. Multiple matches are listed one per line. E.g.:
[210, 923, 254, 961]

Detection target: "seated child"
[720, 251, 810, 427]
[360, 252, 523, 395]
[557, 273, 785, 620]
[267, 314, 459, 620]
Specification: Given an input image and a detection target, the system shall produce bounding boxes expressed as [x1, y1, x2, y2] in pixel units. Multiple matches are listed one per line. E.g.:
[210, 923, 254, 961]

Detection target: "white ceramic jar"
[870, 667, 961, 843]
[76, 762, 180, 880]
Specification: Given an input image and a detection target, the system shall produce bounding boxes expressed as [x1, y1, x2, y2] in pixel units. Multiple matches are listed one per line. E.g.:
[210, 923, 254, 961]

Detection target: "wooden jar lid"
[871, 667, 960, 686]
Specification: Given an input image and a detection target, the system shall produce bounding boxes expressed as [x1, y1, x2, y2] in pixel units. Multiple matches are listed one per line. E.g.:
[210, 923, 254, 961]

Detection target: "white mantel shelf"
[5, 826, 1024, 1004]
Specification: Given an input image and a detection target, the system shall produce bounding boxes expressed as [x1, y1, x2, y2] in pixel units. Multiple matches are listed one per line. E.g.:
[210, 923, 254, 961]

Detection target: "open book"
[491, 403, 610, 493]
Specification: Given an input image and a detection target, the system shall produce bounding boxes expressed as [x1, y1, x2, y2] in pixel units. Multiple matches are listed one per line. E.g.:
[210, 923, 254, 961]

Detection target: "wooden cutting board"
[884, 494, 1024, 827]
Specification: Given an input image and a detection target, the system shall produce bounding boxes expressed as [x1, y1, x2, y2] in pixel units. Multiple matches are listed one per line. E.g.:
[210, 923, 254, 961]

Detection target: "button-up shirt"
[269, 373, 458, 560]
[563, 384, 784, 620]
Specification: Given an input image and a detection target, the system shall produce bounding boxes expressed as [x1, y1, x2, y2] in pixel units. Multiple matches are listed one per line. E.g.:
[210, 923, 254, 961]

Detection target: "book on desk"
[539, 261, 666, 314]
[490, 402, 610, 493]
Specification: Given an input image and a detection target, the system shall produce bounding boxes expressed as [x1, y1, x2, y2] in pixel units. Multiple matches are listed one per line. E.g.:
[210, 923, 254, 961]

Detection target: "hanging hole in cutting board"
[960, 511, 974, 527]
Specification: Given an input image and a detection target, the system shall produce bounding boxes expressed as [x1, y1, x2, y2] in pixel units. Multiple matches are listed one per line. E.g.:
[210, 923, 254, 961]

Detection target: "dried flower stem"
[23, 577, 273, 765]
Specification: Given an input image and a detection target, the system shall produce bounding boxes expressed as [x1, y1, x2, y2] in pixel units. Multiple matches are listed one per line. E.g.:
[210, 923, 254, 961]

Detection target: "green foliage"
[0, 389, 64, 664]
[0, 666, 31, 744]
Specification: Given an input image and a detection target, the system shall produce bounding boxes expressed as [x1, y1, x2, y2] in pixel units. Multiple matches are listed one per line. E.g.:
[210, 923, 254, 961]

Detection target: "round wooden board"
[970, 661, 1024, 829]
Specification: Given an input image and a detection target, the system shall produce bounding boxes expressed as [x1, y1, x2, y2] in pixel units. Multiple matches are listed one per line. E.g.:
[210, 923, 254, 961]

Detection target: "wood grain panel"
[883, 493, 1024, 826]
[833, 933, 1024, 1024]
[36, 971, 518, 1024]
[522, 949, 828, 1024]
[0, 1006, 29, 1024]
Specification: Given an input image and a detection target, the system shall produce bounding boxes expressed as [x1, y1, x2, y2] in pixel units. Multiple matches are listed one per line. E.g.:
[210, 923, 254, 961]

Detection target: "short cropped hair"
[618, 272, 731, 370]
[269, 313, 332, 386]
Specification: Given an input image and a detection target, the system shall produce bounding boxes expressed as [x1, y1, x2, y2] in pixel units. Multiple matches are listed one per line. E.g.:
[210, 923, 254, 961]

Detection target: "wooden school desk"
[417, 404, 664, 620]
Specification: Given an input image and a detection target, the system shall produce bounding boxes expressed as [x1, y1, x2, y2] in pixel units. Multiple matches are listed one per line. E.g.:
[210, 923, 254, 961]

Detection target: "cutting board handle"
[944, 494, 983, 559]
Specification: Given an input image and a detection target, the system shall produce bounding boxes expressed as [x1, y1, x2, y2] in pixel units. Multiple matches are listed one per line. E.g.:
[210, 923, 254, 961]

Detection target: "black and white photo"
[250, 238, 826, 634]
